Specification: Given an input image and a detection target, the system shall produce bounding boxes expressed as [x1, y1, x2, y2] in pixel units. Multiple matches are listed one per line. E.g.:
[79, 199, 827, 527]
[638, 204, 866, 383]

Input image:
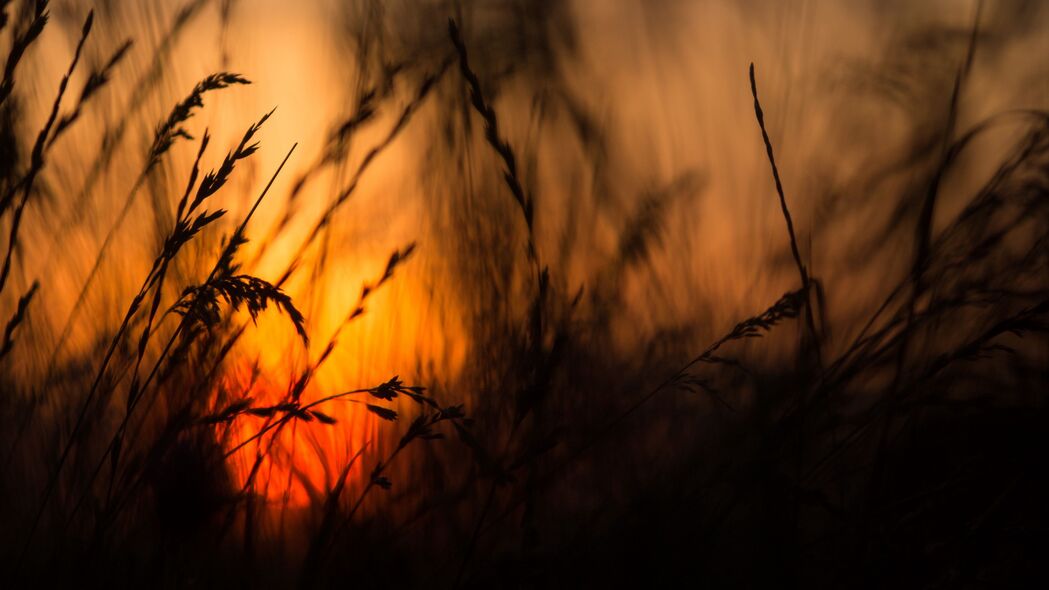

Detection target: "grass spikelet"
[149, 72, 250, 166]
[0, 280, 38, 361]
[0, 0, 48, 106]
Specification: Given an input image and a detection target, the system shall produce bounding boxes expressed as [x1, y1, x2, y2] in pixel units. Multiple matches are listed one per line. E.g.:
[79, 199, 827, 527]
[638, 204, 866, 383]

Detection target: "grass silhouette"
[2, 2, 1048, 587]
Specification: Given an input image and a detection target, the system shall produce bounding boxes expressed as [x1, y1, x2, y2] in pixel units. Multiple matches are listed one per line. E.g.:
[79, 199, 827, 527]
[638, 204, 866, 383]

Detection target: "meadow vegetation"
[1, 0, 1047, 586]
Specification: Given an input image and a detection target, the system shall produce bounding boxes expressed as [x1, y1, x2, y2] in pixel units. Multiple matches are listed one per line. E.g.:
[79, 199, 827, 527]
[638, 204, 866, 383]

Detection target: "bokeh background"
[3, 0, 1048, 586]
